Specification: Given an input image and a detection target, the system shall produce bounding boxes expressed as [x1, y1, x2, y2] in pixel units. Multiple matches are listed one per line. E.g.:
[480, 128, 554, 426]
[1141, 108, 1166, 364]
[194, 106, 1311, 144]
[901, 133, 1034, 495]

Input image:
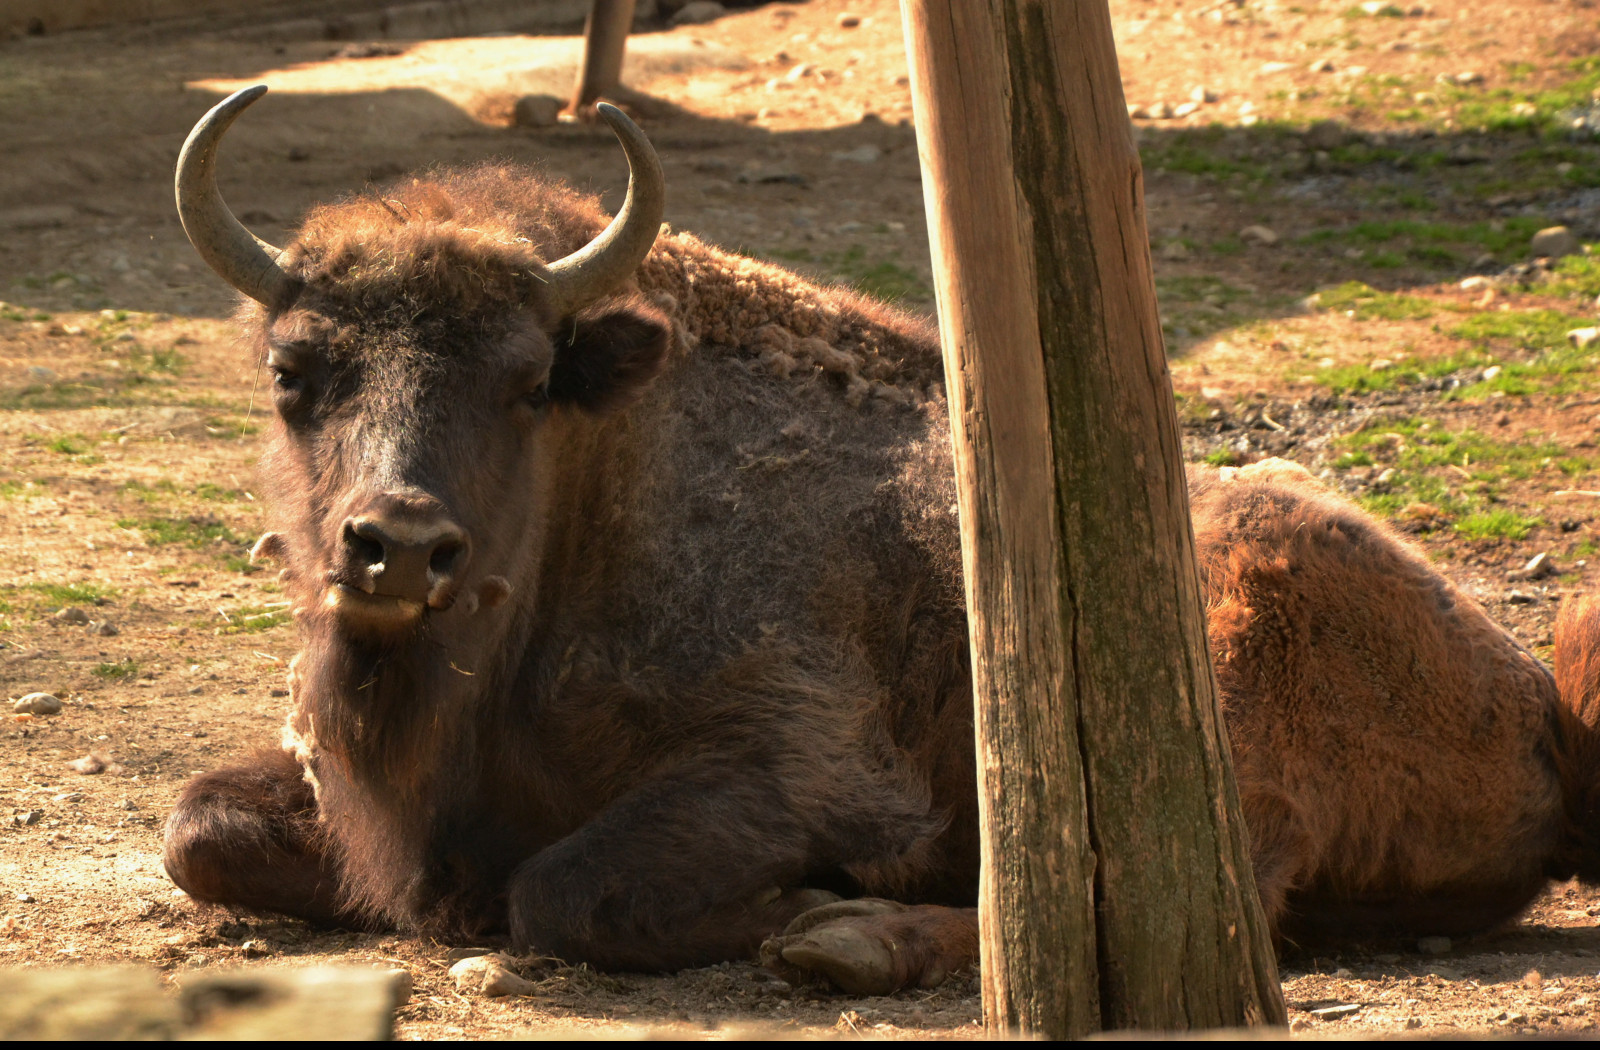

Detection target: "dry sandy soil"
[5, 0, 1600, 1037]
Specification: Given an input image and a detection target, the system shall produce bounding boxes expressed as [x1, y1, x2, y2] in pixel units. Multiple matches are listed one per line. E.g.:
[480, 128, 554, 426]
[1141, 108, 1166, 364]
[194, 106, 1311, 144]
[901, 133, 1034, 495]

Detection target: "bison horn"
[540, 102, 665, 317]
[174, 85, 298, 308]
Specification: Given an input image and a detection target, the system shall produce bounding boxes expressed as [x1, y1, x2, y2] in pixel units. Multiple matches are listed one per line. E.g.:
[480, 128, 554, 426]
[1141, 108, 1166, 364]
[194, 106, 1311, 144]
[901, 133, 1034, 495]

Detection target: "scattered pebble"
[1507, 590, 1536, 605]
[836, 12, 861, 28]
[1159, 241, 1192, 261]
[511, 94, 562, 128]
[15, 892, 36, 904]
[1531, 225, 1580, 260]
[830, 144, 881, 164]
[1189, 86, 1219, 103]
[449, 953, 539, 997]
[1173, 101, 1201, 118]
[53, 607, 90, 625]
[13, 692, 62, 715]
[1239, 225, 1278, 246]
[1370, 358, 1393, 372]
[11, 811, 41, 827]
[67, 753, 112, 775]
[1508, 552, 1554, 581]
[1482, 365, 1503, 381]
[1569, 327, 1600, 349]
[1418, 935, 1453, 954]
[670, 0, 726, 26]
[785, 62, 815, 81]
[1304, 120, 1348, 151]
[1454, 71, 1485, 85]
[90, 622, 120, 637]
[1308, 57, 1335, 73]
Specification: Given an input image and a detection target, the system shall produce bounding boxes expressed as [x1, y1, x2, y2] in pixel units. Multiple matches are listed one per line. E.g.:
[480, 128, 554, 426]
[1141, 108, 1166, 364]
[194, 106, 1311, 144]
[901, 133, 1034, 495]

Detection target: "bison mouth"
[322, 583, 427, 632]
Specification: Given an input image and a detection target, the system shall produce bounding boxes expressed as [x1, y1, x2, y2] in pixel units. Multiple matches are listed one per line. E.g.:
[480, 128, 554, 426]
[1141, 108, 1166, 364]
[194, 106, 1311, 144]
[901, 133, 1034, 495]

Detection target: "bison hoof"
[759, 898, 909, 996]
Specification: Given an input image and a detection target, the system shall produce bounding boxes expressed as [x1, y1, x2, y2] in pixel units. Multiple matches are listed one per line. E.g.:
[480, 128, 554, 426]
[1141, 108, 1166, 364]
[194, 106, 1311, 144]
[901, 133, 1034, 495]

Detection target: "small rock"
[1482, 365, 1503, 381]
[52, 792, 82, 803]
[13, 692, 62, 715]
[269, 687, 289, 698]
[1172, 101, 1200, 118]
[1508, 590, 1538, 605]
[1509, 552, 1555, 581]
[1148, 100, 1173, 119]
[830, 144, 881, 164]
[836, 12, 861, 28]
[53, 607, 90, 625]
[91, 622, 120, 637]
[1239, 225, 1278, 247]
[510, 94, 562, 128]
[15, 891, 36, 903]
[449, 953, 538, 997]
[1304, 119, 1347, 150]
[1459, 275, 1493, 291]
[1260, 61, 1293, 74]
[785, 62, 815, 81]
[1331, 967, 1355, 979]
[1470, 253, 1496, 270]
[1370, 358, 1393, 371]
[11, 811, 41, 827]
[26, 365, 57, 383]
[67, 753, 108, 775]
[1404, 1017, 1422, 1029]
[1376, 468, 1396, 485]
[1531, 225, 1580, 260]
[1455, 71, 1484, 85]
[1189, 86, 1219, 104]
[286, 147, 310, 162]
[1570, 327, 1600, 349]
[1308, 57, 1335, 73]
[670, 0, 726, 26]
[1159, 241, 1191, 261]
[1310, 1003, 1361, 1018]
[1417, 934, 1452, 954]
[1522, 969, 1543, 989]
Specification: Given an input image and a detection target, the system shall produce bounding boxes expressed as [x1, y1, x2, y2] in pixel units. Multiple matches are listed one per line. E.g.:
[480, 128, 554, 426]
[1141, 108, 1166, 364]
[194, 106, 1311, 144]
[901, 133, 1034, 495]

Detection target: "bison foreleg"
[162, 748, 369, 928]
[507, 771, 855, 971]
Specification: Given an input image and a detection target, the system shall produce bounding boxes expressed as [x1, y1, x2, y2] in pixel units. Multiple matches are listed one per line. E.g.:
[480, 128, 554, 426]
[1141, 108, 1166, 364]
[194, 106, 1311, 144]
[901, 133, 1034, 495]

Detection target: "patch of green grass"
[1298, 217, 1545, 262]
[1440, 308, 1600, 398]
[1547, 252, 1600, 300]
[117, 515, 246, 549]
[46, 434, 87, 456]
[1333, 451, 1374, 469]
[214, 605, 291, 635]
[1203, 449, 1243, 467]
[91, 659, 140, 680]
[28, 581, 115, 606]
[1310, 281, 1438, 320]
[1454, 510, 1543, 541]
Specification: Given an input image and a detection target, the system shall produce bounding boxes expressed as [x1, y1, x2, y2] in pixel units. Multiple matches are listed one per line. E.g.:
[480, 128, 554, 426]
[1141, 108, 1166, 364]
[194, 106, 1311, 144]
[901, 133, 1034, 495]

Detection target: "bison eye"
[271, 366, 303, 393]
[520, 384, 551, 414]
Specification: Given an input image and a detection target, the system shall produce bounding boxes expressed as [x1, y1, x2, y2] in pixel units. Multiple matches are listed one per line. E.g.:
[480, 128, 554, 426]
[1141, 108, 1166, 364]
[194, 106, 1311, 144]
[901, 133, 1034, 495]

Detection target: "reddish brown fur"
[163, 165, 1600, 984]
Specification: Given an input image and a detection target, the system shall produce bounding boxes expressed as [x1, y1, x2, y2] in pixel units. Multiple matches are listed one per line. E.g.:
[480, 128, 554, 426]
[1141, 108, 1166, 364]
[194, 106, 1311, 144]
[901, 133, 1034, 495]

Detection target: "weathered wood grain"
[899, 0, 1287, 1036]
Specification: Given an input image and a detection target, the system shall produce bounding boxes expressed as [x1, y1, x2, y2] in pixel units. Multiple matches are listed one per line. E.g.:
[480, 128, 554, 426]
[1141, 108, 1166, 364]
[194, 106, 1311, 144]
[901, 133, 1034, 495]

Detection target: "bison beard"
[164, 93, 1600, 991]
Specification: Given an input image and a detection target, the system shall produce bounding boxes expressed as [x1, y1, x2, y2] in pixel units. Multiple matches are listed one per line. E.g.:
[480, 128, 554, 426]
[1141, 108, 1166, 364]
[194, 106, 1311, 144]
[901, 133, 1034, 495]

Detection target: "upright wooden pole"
[564, 0, 637, 120]
[899, 0, 1286, 1036]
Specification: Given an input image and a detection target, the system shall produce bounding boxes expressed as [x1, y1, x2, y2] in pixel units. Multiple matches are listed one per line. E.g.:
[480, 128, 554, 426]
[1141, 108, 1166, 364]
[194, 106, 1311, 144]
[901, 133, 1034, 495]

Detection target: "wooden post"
[899, 0, 1287, 1037]
[564, 0, 637, 121]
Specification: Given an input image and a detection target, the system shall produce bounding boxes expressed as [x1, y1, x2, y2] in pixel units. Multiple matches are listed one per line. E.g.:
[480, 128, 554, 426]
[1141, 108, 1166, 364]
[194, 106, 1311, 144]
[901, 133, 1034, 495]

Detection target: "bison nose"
[342, 514, 470, 608]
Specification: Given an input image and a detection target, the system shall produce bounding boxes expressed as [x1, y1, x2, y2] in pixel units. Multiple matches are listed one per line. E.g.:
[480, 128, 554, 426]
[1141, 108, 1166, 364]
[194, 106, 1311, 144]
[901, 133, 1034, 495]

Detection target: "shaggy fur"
[164, 164, 1600, 982]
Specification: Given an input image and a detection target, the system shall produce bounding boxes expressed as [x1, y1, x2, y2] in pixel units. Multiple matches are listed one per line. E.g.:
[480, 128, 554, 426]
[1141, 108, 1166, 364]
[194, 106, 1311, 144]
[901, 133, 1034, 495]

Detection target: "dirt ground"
[5, 0, 1600, 1038]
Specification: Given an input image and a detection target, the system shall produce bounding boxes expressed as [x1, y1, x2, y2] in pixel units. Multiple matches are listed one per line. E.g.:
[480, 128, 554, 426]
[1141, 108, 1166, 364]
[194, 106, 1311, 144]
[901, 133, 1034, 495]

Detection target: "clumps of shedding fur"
[638, 231, 943, 409]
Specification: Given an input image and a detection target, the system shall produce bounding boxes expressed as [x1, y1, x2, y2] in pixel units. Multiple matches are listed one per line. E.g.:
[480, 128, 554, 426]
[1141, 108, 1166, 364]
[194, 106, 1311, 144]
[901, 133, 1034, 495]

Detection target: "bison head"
[176, 87, 670, 642]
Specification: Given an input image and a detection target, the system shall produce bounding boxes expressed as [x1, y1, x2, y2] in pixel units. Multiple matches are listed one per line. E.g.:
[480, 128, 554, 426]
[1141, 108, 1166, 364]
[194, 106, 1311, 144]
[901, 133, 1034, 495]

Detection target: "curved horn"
[175, 84, 297, 308]
[541, 102, 666, 317]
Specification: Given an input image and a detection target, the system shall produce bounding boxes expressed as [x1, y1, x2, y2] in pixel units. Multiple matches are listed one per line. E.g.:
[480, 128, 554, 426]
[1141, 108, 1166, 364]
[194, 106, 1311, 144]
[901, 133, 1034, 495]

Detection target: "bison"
[163, 85, 1600, 994]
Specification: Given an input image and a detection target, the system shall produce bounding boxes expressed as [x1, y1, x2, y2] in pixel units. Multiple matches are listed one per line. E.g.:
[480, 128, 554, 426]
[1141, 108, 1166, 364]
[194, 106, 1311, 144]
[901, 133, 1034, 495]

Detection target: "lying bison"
[164, 86, 1600, 992]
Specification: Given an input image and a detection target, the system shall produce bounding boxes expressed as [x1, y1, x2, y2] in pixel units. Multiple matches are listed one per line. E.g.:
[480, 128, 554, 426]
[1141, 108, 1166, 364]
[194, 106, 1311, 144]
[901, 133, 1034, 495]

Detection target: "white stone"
[1569, 327, 1600, 349]
[1239, 225, 1278, 246]
[13, 693, 62, 715]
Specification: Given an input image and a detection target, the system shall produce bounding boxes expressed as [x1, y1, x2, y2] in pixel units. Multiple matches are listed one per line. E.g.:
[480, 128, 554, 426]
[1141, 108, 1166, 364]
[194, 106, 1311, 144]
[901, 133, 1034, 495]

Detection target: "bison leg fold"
[507, 772, 890, 971]
[163, 749, 368, 928]
[760, 899, 979, 995]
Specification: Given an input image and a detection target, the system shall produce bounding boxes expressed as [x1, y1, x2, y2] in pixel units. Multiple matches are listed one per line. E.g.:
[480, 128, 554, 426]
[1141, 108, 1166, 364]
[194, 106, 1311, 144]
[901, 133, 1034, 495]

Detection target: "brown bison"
[163, 85, 1600, 994]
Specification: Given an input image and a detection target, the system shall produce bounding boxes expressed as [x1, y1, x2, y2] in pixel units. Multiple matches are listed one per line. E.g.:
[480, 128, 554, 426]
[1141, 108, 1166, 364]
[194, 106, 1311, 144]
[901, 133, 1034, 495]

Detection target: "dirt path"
[4, 0, 1600, 1037]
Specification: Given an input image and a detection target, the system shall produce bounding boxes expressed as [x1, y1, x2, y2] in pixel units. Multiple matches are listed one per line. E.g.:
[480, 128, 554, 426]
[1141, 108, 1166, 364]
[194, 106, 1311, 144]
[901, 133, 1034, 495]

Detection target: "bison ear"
[548, 305, 671, 413]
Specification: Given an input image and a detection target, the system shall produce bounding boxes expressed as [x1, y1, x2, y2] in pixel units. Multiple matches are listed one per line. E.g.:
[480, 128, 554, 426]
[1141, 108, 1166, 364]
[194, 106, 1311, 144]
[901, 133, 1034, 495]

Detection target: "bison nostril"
[344, 521, 387, 569]
[429, 539, 464, 579]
